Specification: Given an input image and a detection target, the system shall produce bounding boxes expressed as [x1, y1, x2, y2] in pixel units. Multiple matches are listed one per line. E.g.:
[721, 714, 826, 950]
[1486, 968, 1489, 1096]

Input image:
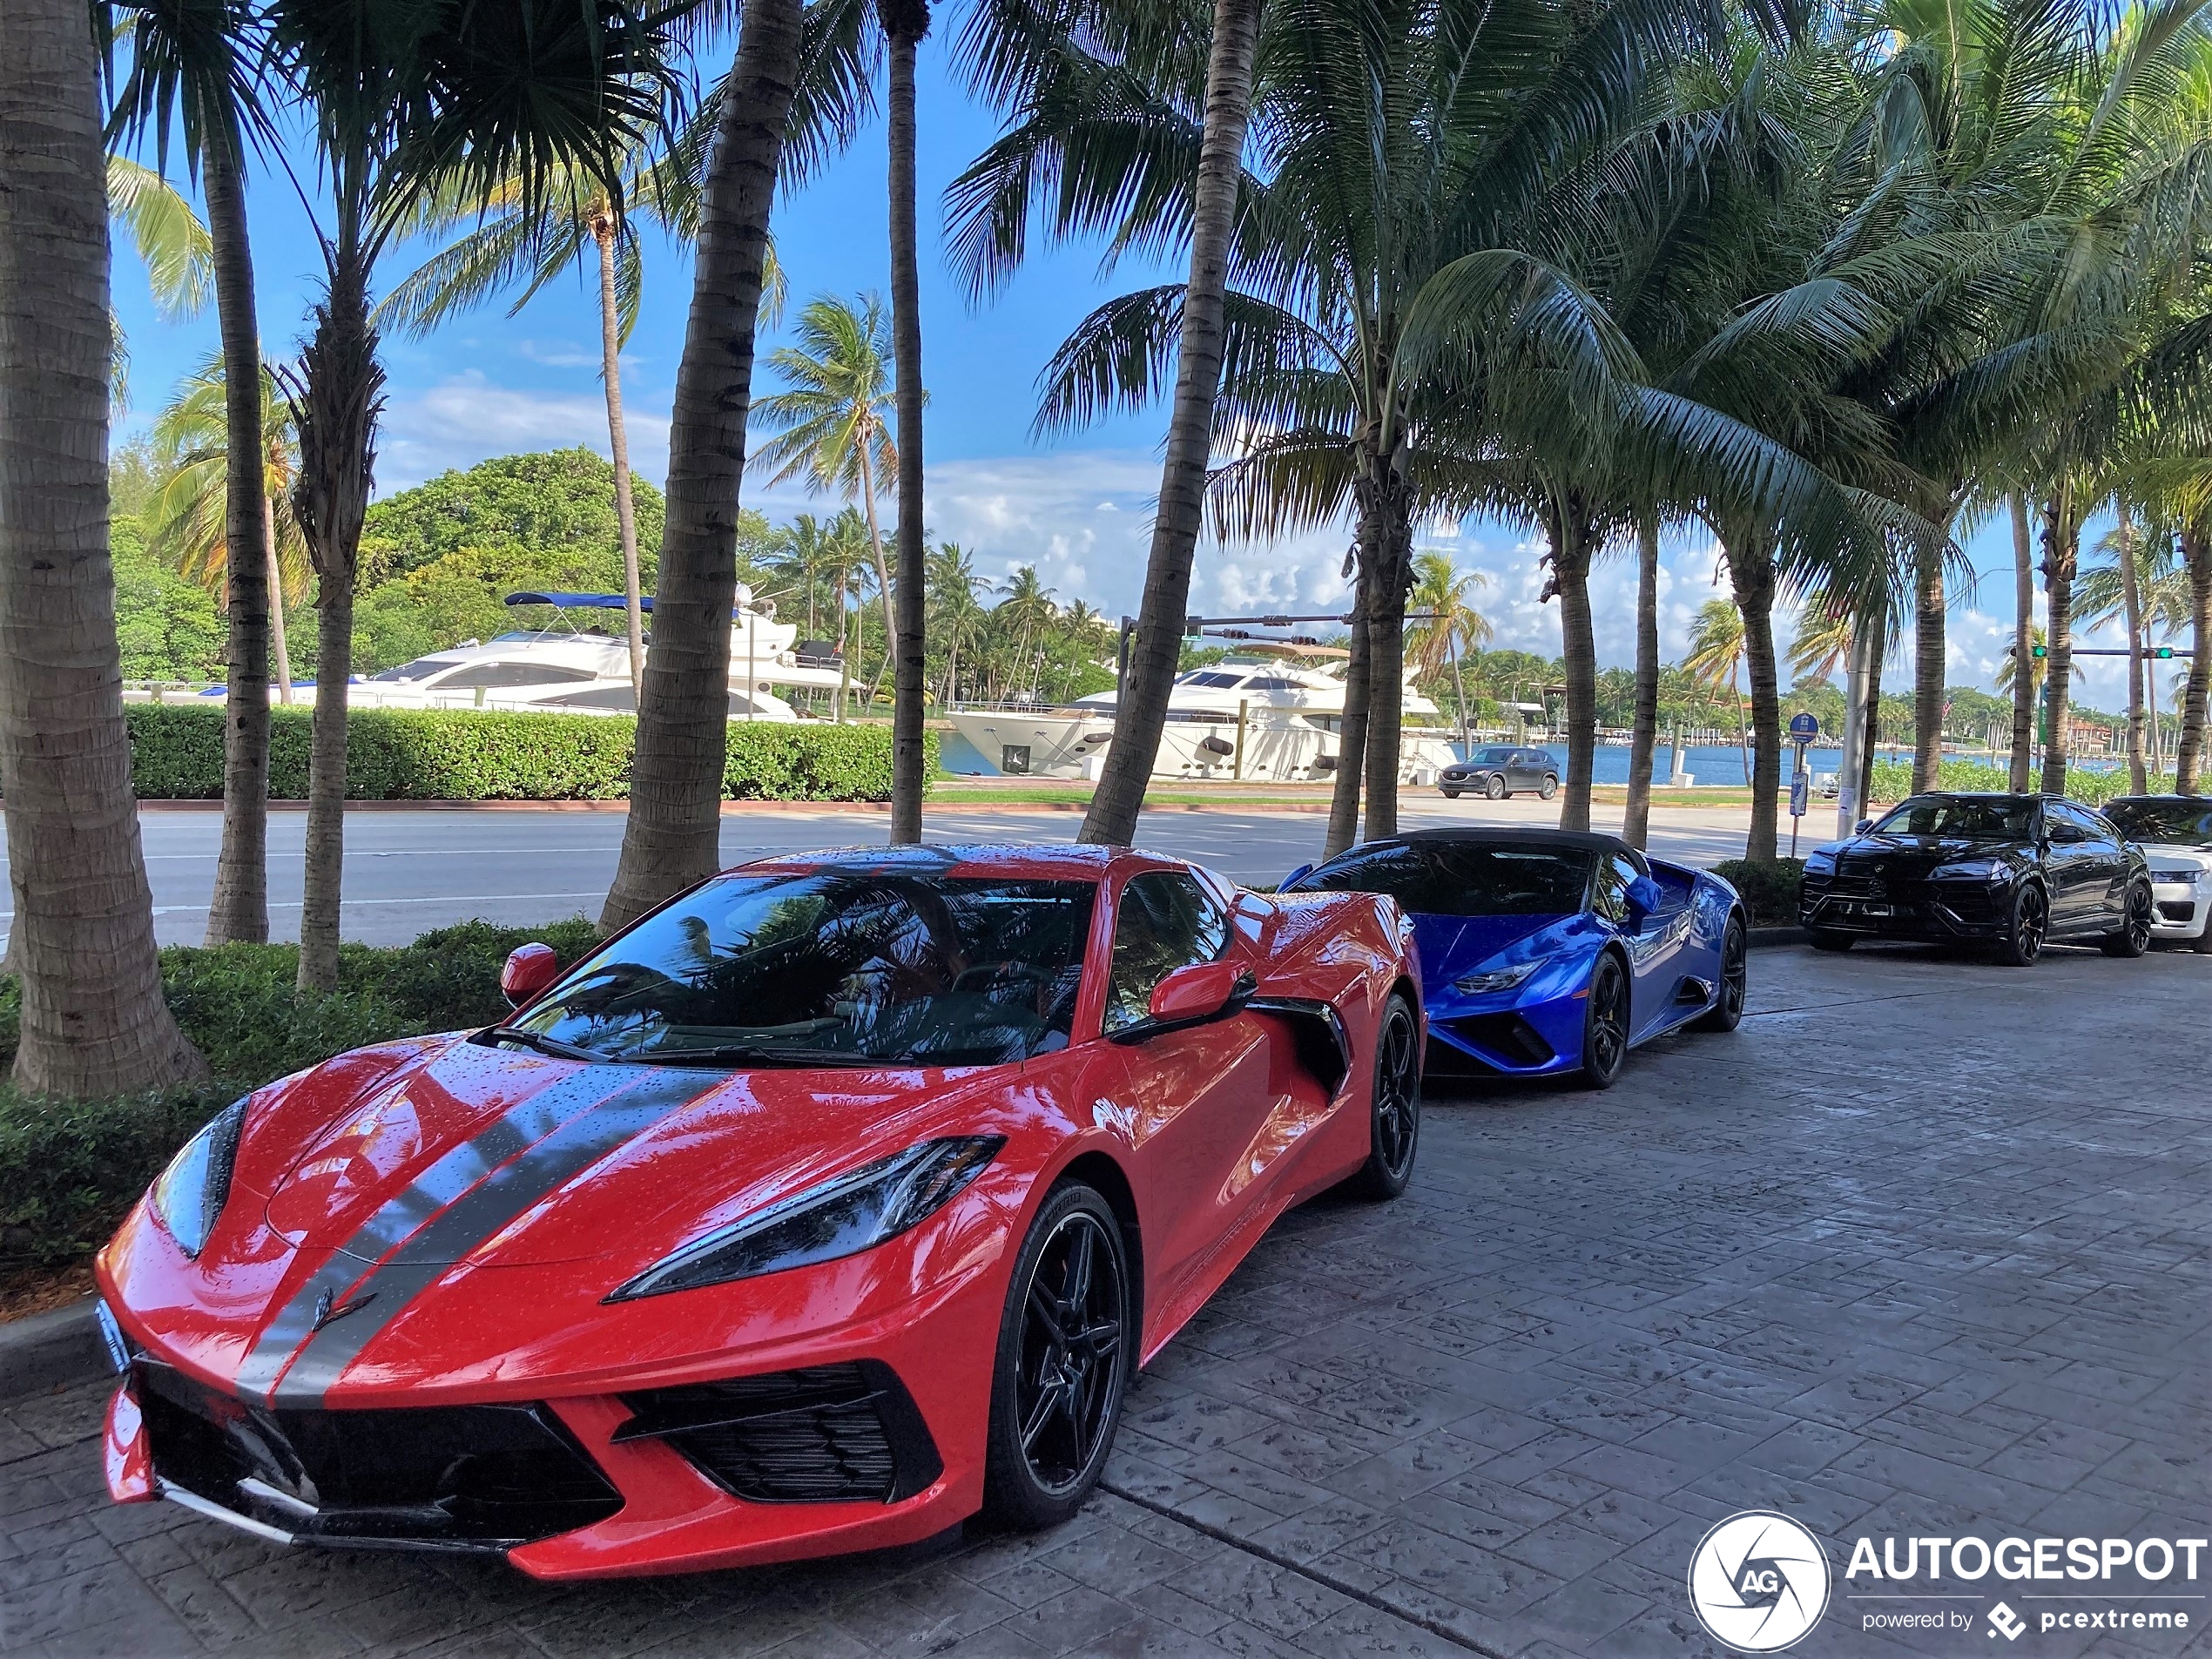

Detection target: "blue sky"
[108, 49, 2151, 715]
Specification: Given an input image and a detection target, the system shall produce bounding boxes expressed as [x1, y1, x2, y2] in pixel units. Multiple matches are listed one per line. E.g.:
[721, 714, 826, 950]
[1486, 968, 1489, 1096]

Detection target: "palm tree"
[2008, 495, 2036, 790]
[273, 0, 680, 985]
[1624, 519, 1662, 851]
[0, 0, 205, 1093]
[1406, 551, 1490, 739]
[752, 294, 900, 665]
[926, 540, 988, 705]
[381, 156, 788, 696]
[880, 0, 932, 841]
[1684, 599, 1750, 784]
[108, 0, 278, 947]
[145, 358, 308, 702]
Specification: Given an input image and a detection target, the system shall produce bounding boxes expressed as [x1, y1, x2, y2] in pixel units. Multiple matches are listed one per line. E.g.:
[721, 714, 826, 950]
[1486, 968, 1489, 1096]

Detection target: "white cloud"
[378, 371, 671, 493]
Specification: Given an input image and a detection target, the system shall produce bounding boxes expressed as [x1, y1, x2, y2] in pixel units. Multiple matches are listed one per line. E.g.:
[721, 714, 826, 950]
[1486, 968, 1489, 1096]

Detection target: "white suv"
[2106, 796, 2212, 949]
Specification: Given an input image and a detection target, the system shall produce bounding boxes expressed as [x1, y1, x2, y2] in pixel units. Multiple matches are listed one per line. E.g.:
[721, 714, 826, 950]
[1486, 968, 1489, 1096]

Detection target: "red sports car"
[97, 844, 1421, 1577]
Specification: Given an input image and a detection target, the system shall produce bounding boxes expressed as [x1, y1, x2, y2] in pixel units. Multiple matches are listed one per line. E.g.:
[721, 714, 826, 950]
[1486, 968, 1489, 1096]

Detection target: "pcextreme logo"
[1688, 1511, 1832, 1652]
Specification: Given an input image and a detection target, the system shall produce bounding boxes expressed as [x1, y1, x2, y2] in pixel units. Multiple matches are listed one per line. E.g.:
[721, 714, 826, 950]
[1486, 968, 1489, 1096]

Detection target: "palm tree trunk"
[290, 236, 381, 994]
[202, 131, 273, 946]
[882, 0, 931, 845]
[1323, 563, 1372, 860]
[603, 0, 802, 932]
[1911, 539, 1944, 795]
[1622, 516, 1659, 851]
[595, 218, 645, 695]
[1858, 598, 1886, 811]
[266, 502, 293, 703]
[2176, 524, 2210, 793]
[1079, 0, 1261, 846]
[1360, 472, 1413, 842]
[1548, 498, 1598, 833]
[2118, 502, 2146, 794]
[0, 0, 204, 1093]
[854, 442, 896, 689]
[2040, 489, 2079, 798]
[1730, 544, 1781, 862]
[2008, 494, 2034, 792]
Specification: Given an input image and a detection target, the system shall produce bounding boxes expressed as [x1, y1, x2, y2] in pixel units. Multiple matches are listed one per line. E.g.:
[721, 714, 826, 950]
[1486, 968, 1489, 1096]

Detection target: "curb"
[0, 1298, 105, 1399]
[1747, 925, 1809, 948]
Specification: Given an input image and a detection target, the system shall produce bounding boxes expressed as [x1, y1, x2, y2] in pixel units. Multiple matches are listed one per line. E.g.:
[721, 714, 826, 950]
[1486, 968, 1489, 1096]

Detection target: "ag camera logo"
[1689, 1510, 1831, 1651]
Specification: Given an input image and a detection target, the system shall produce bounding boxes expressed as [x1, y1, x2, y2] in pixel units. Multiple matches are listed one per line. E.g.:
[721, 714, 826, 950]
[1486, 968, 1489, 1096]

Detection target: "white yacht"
[194, 590, 848, 721]
[946, 643, 1463, 782]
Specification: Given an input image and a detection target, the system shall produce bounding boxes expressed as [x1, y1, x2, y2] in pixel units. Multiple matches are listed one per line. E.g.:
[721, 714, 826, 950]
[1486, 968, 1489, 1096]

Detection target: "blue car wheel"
[1579, 954, 1629, 1088]
[1693, 914, 1748, 1033]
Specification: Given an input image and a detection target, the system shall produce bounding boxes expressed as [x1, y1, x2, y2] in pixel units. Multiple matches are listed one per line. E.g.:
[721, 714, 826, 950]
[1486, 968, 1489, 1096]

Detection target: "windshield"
[1870, 796, 2037, 840]
[1470, 749, 1516, 766]
[2105, 799, 2212, 846]
[1288, 841, 1592, 917]
[507, 872, 1096, 1066]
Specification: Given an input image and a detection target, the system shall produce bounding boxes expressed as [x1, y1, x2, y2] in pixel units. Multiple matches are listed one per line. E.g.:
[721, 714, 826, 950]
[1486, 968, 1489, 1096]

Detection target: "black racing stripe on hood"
[266, 1066, 721, 1408]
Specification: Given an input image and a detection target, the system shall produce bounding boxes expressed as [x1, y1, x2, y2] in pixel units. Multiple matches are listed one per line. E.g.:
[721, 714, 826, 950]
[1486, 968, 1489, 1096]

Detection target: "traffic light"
[2151, 645, 2175, 659]
[2030, 644, 2048, 658]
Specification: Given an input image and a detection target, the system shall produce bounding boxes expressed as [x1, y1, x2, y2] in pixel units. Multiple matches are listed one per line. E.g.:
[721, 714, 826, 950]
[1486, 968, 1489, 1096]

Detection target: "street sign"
[1788, 712, 1820, 741]
[1791, 772, 1809, 817]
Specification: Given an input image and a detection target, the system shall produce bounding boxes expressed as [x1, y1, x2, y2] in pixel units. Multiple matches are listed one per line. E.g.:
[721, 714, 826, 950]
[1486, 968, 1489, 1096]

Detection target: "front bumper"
[1799, 873, 2011, 941]
[98, 1236, 1003, 1577]
[2148, 876, 2207, 940]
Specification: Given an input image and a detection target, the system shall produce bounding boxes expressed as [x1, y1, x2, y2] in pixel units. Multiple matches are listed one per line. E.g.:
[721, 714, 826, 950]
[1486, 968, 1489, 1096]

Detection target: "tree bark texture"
[1547, 496, 1598, 833]
[1858, 604, 1885, 812]
[2176, 525, 2210, 793]
[1911, 539, 1944, 796]
[1359, 448, 1413, 843]
[1322, 555, 1372, 860]
[1728, 538, 1781, 862]
[2040, 490, 2079, 798]
[882, 0, 930, 846]
[2118, 504, 2147, 794]
[601, 0, 803, 929]
[0, 0, 205, 1094]
[1622, 517, 1659, 851]
[1078, 0, 1261, 846]
[289, 239, 381, 993]
[202, 132, 273, 945]
[595, 218, 646, 694]
[266, 503, 293, 703]
[2008, 495, 2034, 792]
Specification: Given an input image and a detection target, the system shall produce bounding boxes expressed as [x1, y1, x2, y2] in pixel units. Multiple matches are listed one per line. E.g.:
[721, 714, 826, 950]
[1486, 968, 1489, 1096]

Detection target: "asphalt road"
[1, 793, 1783, 948]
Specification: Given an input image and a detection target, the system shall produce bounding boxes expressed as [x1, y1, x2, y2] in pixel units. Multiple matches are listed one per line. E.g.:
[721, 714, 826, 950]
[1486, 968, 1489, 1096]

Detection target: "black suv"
[1799, 792, 2154, 965]
[1440, 746, 1559, 801]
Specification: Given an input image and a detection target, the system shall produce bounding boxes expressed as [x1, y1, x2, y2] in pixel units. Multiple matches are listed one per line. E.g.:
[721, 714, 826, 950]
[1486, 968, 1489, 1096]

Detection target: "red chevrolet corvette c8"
[97, 843, 1421, 1577]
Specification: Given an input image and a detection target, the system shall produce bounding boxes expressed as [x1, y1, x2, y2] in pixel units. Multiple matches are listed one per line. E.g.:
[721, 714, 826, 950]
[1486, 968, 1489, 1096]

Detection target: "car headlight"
[149, 1097, 248, 1258]
[605, 1136, 1005, 1302]
[2154, 867, 2204, 887]
[1453, 960, 1541, 995]
[1932, 860, 2013, 882]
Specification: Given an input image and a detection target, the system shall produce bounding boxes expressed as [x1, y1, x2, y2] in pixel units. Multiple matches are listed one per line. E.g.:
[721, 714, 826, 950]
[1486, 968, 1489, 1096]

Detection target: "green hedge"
[0, 918, 603, 1268]
[1867, 759, 2173, 807]
[125, 704, 929, 802]
[1710, 858, 1804, 925]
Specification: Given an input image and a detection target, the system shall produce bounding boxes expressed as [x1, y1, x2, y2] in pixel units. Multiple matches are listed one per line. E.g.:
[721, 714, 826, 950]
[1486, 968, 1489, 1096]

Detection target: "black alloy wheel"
[1485, 773, 1507, 800]
[981, 1184, 1131, 1529]
[1694, 914, 1749, 1033]
[1346, 993, 1420, 1199]
[2101, 880, 2155, 959]
[1579, 953, 1630, 1088]
[1993, 880, 2047, 967]
[1537, 773, 1559, 801]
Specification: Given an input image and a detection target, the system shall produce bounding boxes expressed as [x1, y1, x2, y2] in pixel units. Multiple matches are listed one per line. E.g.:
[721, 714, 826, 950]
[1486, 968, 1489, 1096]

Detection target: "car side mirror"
[1282, 862, 1314, 890]
[501, 943, 561, 1008]
[1624, 875, 1665, 922]
[1854, 818, 1872, 835]
[1148, 960, 1247, 1025]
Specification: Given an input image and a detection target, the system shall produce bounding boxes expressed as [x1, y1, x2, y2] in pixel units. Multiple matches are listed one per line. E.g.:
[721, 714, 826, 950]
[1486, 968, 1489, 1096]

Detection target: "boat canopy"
[505, 591, 761, 618]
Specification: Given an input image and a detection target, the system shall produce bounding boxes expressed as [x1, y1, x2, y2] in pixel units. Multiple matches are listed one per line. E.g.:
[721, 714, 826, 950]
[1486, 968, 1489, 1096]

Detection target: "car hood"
[1411, 913, 1572, 985]
[2142, 844, 2212, 873]
[1833, 833, 2027, 874]
[254, 1035, 985, 1271]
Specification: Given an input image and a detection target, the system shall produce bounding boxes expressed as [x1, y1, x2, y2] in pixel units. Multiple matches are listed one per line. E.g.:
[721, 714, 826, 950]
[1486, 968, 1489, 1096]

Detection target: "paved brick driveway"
[5, 943, 2208, 1659]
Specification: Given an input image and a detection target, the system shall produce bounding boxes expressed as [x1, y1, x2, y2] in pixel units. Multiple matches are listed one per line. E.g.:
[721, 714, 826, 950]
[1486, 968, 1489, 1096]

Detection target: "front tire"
[1345, 993, 1420, 1199]
[2101, 880, 2154, 958]
[1537, 773, 1559, 801]
[1993, 880, 2047, 967]
[1693, 914, 1748, 1032]
[1580, 953, 1630, 1089]
[981, 1184, 1133, 1532]
[1484, 774, 1507, 800]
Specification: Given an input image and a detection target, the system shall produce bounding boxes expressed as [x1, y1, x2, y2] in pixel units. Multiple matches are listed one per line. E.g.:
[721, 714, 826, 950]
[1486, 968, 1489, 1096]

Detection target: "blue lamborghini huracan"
[1281, 829, 1748, 1087]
